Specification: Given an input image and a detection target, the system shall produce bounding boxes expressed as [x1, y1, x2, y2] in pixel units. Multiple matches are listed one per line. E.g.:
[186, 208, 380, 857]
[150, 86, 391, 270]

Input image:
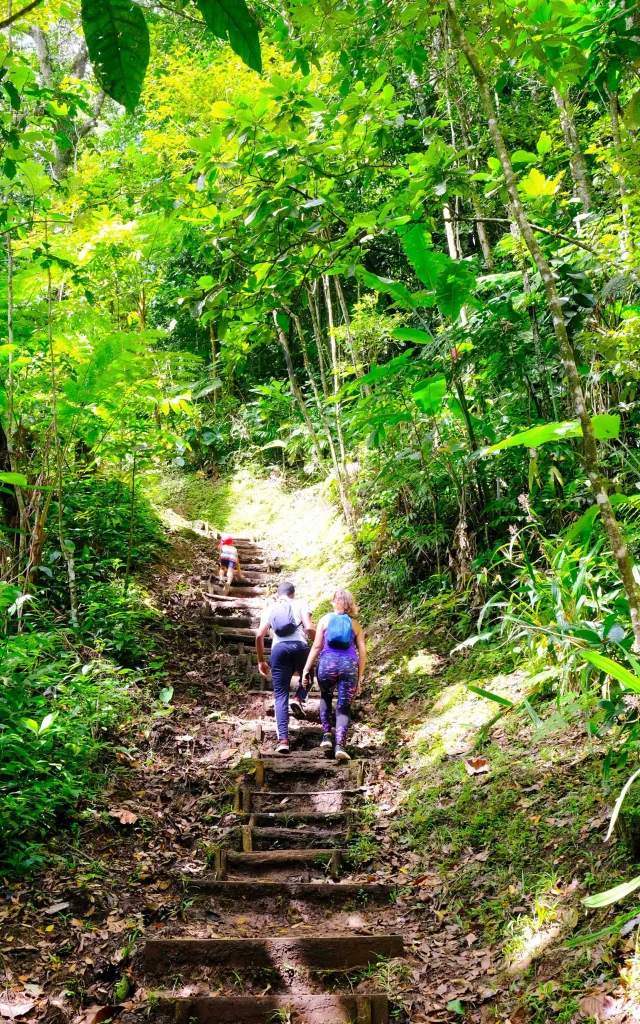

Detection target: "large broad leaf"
[581, 651, 640, 694]
[392, 328, 431, 344]
[81, 0, 150, 111]
[195, 0, 262, 73]
[584, 874, 640, 908]
[357, 268, 419, 309]
[436, 261, 477, 320]
[401, 225, 446, 290]
[412, 374, 447, 416]
[484, 414, 620, 455]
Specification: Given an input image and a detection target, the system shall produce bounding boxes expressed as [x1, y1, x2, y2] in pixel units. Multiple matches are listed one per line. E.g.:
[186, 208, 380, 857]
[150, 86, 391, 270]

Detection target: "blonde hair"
[333, 588, 358, 617]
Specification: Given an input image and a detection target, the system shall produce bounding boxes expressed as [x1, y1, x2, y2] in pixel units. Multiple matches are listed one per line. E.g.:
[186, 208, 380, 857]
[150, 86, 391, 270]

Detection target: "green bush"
[0, 629, 134, 872]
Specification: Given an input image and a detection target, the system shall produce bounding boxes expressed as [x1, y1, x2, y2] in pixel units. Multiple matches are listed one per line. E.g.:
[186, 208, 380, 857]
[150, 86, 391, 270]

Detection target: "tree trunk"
[305, 283, 330, 396]
[605, 84, 632, 255]
[272, 312, 324, 466]
[209, 322, 217, 404]
[446, 0, 640, 651]
[286, 307, 357, 530]
[322, 275, 347, 466]
[5, 230, 27, 583]
[552, 87, 592, 212]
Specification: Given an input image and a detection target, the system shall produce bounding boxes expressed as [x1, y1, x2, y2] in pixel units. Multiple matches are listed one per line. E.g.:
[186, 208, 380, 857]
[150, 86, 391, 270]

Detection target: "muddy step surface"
[139, 993, 389, 1023]
[145, 934, 403, 971]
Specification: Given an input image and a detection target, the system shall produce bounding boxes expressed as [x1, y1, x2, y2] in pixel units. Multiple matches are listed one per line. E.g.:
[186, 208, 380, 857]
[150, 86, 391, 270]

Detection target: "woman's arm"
[302, 618, 326, 683]
[354, 622, 367, 690]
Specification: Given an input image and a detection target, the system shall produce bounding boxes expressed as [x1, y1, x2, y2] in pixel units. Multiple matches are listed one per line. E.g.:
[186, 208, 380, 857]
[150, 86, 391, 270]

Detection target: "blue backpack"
[326, 613, 353, 650]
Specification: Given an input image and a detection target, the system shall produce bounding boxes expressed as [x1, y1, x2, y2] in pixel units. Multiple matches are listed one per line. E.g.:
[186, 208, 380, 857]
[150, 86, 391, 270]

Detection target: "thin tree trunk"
[522, 267, 554, 419]
[287, 308, 357, 529]
[605, 85, 632, 255]
[272, 311, 324, 466]
[333, 276, 370, 391]
[123, 453, 136, 597]
[322, 275, 347, 466]
[209, 322, 217, 405]
[44, 223, 79, 626]
[305, 283, 330, 396]
[446, 0, 640, 651]
[553, 87, 592, 212]
[5, 230, 27, 585]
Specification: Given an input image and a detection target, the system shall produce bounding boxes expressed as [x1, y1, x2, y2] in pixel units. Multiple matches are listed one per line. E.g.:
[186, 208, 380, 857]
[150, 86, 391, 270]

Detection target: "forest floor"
[0, 470, 638, 1024]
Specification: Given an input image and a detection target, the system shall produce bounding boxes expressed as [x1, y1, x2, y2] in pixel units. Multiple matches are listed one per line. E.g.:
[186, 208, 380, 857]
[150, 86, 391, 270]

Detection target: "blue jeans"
[271, 640, 310, 740]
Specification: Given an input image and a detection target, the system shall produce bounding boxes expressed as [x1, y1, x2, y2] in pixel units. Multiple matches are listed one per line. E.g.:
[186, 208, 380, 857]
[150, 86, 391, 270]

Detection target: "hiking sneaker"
[320, 734, 333, 750]
[222, 582, 231, 595]
[334, 744, 351, 762]
[275, 739, 290, 755]
[290, 696, 307, 719]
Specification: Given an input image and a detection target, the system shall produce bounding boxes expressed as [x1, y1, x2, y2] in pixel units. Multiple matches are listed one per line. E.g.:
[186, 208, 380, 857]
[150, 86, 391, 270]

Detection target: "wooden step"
[241, 811, 349, 826]
[149, 992, 388, 1023]
[223, 847, 347, 878]
[145, 934, 403, 972]
[250, 790, 358, 813]
[250, 826, 349, 850]
[182, 878, 394, 905]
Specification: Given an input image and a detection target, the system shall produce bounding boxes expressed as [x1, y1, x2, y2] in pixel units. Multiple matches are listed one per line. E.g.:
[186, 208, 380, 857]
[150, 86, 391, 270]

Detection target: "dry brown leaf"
[218, 747, 238, 762]
[578, 992, 607, 1018]
[0, 998, 35, 1019]
[108, 808, 138, 825]
[43, 901, 70, 915]
[464, 757, 490, 775]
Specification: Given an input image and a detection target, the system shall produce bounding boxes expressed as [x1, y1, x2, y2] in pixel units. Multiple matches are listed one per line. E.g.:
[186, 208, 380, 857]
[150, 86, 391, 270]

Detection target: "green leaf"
[625, 89, 640, 130]
[80, 0, 150, 111]
[0, 471, 27, 486]
[195, 0, 262, 73]
[446, 1000, 465, 1015]
[467, 684, 514, 707]
[605, 765, 640, 842]
[537, 130, 553, 155]
[581, 651, 640, 694]
[412, 374, 446, 415]
[512, 149, 538, 164]
[21, 718, 40, 734]
[483, 414, 620, 455]
[158, 685, 174, 704]
[275, 312, 290, 333]
[391, 328, 431, 344]
[357, 268, 419, 308]
[583, 874, 640, 909]
[39, 712, 58, 733]
[400, 225, 445, 289]
[436, 261, 476, 320]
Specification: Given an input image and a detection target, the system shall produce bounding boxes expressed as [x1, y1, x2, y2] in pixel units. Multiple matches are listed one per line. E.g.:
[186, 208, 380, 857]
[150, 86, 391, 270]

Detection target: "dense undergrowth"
[0, 478, 165, 872]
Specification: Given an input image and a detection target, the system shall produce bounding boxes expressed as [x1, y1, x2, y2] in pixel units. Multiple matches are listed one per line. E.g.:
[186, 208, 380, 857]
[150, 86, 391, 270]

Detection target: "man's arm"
[255, 620, 271, 678]
[301, 606, 316, 641]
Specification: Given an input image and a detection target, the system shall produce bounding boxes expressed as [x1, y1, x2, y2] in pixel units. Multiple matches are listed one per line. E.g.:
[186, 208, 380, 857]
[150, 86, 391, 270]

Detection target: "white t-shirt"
[259, 598, 311, 650]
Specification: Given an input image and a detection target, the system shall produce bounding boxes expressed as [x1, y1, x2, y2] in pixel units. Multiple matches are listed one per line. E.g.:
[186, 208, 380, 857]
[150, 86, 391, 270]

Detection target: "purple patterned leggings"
[317, 652, 358, 745]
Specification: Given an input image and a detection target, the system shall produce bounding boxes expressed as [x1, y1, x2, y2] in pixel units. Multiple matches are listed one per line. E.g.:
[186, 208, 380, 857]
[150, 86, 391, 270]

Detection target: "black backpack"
[270, 600, 300, 637]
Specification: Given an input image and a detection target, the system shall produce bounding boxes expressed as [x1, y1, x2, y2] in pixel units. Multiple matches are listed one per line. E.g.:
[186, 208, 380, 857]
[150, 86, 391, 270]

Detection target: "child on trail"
[255, 581, 315, 755]
[301, 588, 366, 762]
[218, 534, 244, 595]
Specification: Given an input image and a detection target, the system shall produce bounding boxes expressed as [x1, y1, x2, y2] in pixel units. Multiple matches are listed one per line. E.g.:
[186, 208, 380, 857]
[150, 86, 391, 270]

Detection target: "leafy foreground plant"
[0, 631, 136, 872]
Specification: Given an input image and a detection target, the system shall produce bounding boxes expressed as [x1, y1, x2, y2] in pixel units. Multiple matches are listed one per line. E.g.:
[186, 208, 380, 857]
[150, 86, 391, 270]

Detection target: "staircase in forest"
[137, 535, 404, 1024]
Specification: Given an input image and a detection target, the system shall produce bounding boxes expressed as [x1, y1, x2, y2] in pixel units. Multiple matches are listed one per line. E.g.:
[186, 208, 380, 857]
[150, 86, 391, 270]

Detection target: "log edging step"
[145, 934, 403, 971]
[148, 992, 389, 1023]
[182, 878, 395, 904]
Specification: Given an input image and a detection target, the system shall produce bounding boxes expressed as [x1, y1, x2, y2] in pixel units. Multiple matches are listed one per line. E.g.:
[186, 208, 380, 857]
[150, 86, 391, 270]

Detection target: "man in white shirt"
[255, 581, 315, 754]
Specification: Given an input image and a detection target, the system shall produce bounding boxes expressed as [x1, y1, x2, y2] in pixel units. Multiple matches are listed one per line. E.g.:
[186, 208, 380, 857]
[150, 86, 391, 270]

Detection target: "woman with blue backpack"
[301, 588, 366, 762]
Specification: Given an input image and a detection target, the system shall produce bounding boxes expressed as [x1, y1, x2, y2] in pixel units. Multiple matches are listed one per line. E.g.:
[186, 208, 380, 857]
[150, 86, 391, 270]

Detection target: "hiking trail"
[130, 531, 404, 1024]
